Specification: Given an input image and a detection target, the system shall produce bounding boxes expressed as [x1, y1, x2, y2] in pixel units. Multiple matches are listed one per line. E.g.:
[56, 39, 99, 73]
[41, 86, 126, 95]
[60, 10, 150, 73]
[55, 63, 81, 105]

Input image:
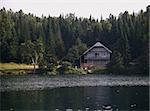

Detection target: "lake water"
[1, 86, 149, 111]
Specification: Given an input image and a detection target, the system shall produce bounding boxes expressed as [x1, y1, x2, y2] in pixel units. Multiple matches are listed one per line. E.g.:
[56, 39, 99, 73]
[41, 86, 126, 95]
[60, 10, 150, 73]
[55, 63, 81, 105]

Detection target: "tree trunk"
[31, 53, 39, 74]
[31, 58, 36, 74]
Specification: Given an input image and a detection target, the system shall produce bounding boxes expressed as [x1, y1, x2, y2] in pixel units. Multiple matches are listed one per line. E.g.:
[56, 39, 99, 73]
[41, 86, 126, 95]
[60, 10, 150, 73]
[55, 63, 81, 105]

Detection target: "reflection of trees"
[1, 87, 112, 110]
[51, 87, 85, 110]
[109, 86, 149, 110]
[110, 86, 130, 110]
[2, 86, 148, 110]
[83, 86, 111, 109]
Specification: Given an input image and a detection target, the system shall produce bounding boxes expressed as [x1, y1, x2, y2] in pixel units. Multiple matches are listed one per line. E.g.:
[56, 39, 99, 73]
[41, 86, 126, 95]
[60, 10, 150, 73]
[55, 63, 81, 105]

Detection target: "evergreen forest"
[0, 6, 149, 75]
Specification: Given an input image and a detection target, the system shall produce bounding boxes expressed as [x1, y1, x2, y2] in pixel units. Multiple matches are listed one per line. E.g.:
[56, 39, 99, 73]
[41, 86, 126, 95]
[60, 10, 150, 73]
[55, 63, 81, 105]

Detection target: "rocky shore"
[0, 74, 149, 92]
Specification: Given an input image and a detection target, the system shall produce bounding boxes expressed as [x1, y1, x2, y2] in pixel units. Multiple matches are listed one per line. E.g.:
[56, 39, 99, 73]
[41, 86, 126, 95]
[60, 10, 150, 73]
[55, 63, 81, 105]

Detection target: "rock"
[85, 107, 89, 111]
[130, 104, 136, 108]
[102, 105, 112, 111]
[86, 96, 90, 100]
[116, 89, 120, 93]
[66, 109, 73, 111]
[10, 108, 14, 111]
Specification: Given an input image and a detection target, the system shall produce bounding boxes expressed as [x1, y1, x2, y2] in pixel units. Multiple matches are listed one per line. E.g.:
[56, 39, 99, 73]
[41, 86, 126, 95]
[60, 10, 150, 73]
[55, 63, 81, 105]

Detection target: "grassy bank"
[0, 63, 38, 75]
[0, 62, 107, 75]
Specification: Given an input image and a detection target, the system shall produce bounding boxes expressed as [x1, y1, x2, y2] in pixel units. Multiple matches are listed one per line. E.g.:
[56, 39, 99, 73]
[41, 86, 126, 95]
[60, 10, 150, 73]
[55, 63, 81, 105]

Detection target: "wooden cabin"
[80, 42, 112, 69]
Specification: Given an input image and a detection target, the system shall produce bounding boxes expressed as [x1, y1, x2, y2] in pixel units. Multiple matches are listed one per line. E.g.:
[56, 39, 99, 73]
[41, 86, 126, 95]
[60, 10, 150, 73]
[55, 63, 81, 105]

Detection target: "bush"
[47, 70, 58, 75]
[61, 61, 72, 70]
[57, 61, 72, 74]
[91, 67, 108, 74]
[65, 67, 86, 74]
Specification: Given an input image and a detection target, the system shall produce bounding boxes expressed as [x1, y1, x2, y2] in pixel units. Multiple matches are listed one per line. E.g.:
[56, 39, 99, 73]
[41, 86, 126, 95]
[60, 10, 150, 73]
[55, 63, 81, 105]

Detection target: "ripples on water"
[0, 86, 149, 111]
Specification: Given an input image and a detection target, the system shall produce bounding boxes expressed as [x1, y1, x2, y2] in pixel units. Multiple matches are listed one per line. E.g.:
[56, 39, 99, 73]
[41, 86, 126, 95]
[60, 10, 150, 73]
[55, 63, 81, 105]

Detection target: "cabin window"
[104, 52, 107, 56]
[95, 53, 99, 57]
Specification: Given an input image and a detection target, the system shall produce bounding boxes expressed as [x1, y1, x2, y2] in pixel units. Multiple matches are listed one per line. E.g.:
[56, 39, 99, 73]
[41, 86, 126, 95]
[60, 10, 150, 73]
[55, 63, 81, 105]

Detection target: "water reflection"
[0, 86, 149, 110]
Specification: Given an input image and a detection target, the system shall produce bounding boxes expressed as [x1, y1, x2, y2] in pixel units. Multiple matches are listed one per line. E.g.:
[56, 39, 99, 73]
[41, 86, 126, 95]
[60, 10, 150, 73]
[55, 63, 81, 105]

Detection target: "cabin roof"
[81, 42, 112, 57]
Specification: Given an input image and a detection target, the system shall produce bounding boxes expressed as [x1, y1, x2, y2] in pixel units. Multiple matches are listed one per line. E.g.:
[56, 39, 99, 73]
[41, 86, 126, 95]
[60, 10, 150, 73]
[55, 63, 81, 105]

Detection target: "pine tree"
[66, 46, 79, 63]
[108, 51, 124, 74]
[75, 38, 87, 55]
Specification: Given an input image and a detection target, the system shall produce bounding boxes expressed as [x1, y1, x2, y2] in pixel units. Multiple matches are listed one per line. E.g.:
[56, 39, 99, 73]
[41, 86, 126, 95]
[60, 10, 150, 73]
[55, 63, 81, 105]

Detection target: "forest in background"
[0, 6, 149, 75]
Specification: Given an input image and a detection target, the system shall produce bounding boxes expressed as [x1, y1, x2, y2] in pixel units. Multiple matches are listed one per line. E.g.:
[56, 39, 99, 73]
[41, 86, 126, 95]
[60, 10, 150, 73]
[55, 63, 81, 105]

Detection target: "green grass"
[0, 62, 38, 75]
[0, 62, 37, 70]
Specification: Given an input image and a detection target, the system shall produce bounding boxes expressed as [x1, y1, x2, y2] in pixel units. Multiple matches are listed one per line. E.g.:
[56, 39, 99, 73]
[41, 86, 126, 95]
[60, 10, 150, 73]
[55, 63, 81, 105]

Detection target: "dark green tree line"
[0, 6, 149, 74]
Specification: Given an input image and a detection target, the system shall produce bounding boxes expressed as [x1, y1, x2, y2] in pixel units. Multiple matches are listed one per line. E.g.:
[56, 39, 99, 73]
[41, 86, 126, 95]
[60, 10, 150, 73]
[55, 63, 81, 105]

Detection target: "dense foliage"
[0, 6, 149, 75]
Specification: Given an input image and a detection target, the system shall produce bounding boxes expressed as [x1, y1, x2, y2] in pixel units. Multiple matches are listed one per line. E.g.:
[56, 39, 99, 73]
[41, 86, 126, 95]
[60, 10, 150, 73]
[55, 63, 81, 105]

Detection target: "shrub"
[65, 67, 86, 74]
[47, 70, 58, 75]
[57, 61, 72, 74]
[91, 67, 108, 74]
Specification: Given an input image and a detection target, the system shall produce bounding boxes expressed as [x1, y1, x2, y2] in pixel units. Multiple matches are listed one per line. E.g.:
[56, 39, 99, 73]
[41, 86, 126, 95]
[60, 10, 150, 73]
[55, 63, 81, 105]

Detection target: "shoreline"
[1, 74, 149, 92]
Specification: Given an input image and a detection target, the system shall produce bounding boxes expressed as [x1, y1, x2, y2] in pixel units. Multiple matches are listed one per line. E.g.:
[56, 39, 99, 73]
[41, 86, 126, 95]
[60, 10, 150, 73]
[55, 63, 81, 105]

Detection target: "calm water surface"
[1, 86, 149, 111]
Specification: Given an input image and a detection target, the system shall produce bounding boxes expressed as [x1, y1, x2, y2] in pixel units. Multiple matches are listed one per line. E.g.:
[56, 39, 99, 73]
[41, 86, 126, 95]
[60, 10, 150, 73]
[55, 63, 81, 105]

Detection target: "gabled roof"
[81, 42, 112, 56]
